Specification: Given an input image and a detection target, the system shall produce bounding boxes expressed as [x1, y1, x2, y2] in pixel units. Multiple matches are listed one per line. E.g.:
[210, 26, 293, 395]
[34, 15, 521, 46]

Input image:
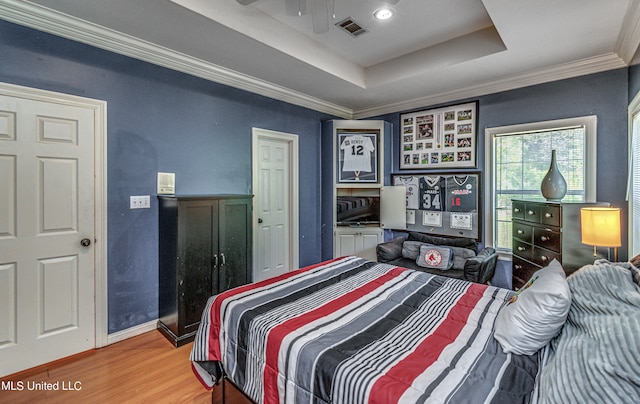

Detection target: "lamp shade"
[580, 207, 621, 247]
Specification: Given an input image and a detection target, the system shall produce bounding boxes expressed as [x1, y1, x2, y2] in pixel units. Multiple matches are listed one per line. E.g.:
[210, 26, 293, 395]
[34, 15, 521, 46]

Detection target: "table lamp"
[580, 207, 621, 262]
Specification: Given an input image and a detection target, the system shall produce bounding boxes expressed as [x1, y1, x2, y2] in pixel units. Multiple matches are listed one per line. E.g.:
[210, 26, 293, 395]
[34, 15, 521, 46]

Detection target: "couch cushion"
[464, 249, 497, 283]
[401, 241, 423, 260]
[449, 246, 476, 270]
[376, 237, 404, 262]
[416, 245, 454, 271]
[407, 232, 478, 253]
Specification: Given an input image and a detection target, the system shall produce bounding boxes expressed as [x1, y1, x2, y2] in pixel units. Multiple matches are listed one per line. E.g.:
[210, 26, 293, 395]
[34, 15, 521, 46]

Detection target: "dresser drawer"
[533, 227, 561, 252]
[524, 204, 541, 223]
[532, 246, 561, 267]
[540, 205, 561, 227]
[513, 221, 533, 242]
[512, 201, 526, 220]
[512, 239, 533, 262]
[512, 256, 540, 290]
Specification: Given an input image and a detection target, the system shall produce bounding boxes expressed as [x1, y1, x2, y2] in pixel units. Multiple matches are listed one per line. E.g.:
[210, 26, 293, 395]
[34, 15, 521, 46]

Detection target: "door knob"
[81, 238, 92, 247]
[258, 218, 263, 223]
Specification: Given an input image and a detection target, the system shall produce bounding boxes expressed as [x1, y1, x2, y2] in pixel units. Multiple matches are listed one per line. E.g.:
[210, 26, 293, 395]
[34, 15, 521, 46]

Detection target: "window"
[629, 94, 640, 258]
[485, 116, 597, 253]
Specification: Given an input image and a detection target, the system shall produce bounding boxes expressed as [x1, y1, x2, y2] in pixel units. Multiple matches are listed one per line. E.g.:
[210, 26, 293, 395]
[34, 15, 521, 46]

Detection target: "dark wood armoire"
[157, 195, 252, 346]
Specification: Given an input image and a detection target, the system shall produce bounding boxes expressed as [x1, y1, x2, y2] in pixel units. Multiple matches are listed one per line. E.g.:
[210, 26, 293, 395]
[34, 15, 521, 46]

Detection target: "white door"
[0, 91, 96, 376]
[252, 129, 299, 282]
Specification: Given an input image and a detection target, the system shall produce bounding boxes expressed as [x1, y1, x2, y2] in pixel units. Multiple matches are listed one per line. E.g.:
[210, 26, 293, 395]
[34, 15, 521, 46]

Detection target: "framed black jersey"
[445, 175, 478, 212]
[419, 175, 445, 211]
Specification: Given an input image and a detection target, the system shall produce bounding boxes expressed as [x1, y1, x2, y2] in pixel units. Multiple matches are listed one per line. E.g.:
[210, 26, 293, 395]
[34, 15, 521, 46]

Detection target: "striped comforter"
[536, 260, 640, 403]
[191, 256, 540, 403]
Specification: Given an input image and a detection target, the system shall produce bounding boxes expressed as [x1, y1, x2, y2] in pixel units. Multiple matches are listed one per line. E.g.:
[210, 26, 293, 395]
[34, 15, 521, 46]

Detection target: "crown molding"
[616, 0, 640, 64]
[353, 53, 627, 119]
[0, 0, 354, 119]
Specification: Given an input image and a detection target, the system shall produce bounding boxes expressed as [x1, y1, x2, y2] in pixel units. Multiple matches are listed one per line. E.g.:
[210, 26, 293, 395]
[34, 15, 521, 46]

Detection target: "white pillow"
[494, 259, 571, 355]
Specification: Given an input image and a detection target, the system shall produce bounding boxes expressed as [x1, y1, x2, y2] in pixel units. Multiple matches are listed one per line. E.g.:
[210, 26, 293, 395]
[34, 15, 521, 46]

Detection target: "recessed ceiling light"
[373, 7, 394, 20]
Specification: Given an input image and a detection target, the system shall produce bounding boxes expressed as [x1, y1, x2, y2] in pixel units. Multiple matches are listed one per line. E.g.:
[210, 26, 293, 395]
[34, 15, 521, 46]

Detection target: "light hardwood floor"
[0, 331, 215, 403]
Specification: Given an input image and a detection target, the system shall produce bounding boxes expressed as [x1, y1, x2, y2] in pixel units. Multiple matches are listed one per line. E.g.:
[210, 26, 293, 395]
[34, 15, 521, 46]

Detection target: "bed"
[190, 256, 640, 404]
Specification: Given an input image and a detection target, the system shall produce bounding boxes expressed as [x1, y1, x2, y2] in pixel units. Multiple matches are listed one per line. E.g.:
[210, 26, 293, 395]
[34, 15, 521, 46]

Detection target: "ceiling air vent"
[335, 17, 368, 37]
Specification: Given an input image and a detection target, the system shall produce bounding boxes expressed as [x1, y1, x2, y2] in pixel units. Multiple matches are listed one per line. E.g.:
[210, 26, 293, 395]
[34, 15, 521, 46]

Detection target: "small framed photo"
[337, 130, 379, 183]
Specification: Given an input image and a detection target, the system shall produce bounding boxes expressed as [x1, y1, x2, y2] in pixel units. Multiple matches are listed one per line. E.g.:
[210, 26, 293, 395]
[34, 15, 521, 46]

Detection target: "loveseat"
[376, 231, 498, 284]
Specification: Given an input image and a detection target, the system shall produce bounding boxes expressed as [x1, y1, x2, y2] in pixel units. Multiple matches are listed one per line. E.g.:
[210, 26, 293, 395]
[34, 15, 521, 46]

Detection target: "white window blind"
[630, 107, 640, 257]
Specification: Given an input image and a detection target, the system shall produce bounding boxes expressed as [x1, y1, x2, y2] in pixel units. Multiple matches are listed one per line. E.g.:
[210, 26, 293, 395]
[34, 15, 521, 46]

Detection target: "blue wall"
[0, 20, 335, 333]
[1, 19, 635, 330]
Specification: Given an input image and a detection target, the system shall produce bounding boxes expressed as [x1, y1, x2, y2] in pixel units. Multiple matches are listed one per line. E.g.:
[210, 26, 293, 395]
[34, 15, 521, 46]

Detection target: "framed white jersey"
[340, 134, 375, 172]
[337, 131, 379, 183]
[393, 175, 420, 209]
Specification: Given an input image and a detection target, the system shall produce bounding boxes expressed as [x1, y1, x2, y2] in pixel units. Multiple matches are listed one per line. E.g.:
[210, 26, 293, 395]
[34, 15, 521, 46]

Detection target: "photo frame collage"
[400, 102, 477, 169]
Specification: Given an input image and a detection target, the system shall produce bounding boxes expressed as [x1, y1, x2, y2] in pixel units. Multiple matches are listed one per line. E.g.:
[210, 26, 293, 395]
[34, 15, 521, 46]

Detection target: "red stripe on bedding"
[206, 257, 344, 360]
[262, 266, 408, 404]
[368, 282, 487, 404]
[191, 362, 214, 390]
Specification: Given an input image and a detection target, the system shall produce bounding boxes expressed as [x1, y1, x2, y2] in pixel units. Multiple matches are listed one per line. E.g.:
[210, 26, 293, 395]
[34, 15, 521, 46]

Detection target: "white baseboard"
[106, 319, 158, 345]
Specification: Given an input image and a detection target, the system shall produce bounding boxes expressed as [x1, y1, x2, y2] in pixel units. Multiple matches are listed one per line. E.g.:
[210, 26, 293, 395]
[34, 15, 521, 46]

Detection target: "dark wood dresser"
[157, 195, 252, 346]
[511, 199, 608, 290]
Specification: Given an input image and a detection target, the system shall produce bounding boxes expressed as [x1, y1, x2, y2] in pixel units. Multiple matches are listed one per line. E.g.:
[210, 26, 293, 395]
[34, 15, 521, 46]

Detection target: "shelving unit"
[329, 120, 405, 260]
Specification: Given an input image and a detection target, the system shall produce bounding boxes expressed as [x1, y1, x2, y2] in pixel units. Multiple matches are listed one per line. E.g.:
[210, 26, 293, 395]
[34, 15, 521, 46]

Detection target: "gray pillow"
[403, 241, 475, 270]
[416, 245, 454, 270]
[401, 240, 423, 260]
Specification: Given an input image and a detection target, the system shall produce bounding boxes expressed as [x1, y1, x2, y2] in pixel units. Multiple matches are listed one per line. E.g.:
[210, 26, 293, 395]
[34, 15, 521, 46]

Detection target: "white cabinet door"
[334, 227, 382, 261]
[380, 186, 406, 230]
[335, 231, 358, 257]
[360, 231, 382, 261]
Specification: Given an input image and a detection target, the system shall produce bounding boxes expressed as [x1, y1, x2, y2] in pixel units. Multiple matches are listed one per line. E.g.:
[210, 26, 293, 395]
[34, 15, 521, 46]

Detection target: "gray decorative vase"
[541, 149, 567, 201]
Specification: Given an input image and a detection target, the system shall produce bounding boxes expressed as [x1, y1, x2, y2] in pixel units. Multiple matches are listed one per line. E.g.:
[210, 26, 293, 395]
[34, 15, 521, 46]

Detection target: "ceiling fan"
[236, 0, 399, 34]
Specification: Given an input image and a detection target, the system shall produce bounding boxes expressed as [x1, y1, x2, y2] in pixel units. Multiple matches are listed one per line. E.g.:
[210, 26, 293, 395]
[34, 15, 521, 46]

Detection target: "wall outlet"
[130, 195, 151, 209]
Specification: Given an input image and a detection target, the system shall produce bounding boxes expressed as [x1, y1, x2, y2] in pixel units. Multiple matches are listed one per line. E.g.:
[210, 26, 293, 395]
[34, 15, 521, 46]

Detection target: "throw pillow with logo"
[416, 245, 454, 270]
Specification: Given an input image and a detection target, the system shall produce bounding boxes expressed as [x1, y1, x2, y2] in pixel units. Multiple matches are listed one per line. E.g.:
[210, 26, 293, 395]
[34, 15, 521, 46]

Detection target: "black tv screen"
[336, 196, 380, 225]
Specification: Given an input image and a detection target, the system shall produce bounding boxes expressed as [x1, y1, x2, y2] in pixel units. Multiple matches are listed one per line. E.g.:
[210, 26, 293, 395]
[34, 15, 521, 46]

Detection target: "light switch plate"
[130, 195, 150, 209]
[157, 172, 175, 195]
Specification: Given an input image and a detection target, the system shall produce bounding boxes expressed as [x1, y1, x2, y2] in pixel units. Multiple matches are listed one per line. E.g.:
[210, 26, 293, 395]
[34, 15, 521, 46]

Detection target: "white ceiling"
[2, 0, 640, 118]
